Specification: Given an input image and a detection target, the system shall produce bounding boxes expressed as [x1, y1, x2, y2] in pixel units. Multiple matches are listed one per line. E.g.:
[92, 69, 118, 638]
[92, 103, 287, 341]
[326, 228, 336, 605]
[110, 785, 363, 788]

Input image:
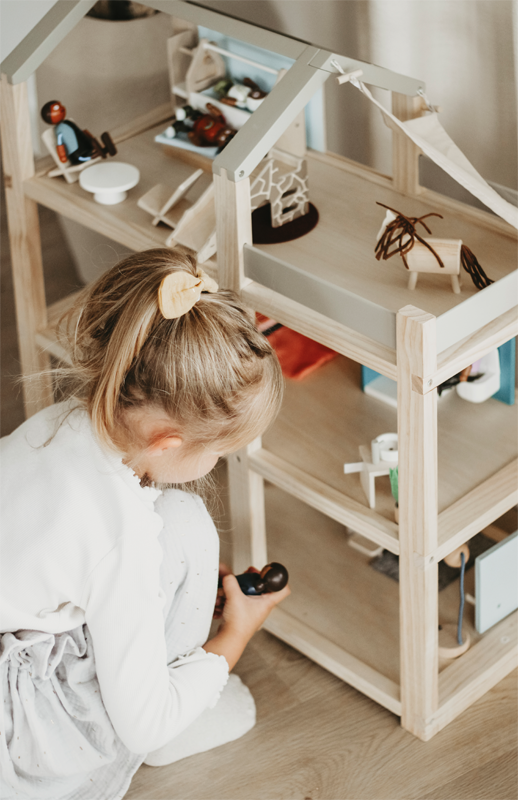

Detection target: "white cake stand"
[79, 162, 140, 205]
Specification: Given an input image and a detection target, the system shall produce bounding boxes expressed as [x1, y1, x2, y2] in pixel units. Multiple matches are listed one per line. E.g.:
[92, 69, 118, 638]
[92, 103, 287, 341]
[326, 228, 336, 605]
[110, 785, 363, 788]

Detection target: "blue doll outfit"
[55, 120, 93, 164]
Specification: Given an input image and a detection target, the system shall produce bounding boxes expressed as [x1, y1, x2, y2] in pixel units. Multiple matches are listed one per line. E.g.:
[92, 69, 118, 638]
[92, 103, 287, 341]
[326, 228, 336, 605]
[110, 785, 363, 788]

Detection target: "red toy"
[173, 104, 236, 149]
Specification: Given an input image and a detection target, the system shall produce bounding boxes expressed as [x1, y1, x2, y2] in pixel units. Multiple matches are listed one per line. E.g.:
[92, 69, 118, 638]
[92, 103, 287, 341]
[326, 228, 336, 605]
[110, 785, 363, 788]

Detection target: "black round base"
[252, 203, 319, 244]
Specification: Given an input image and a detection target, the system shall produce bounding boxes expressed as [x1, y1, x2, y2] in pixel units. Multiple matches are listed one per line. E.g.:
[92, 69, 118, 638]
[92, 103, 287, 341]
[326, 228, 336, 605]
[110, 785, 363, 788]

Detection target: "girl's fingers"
[221, 573, 241, 595]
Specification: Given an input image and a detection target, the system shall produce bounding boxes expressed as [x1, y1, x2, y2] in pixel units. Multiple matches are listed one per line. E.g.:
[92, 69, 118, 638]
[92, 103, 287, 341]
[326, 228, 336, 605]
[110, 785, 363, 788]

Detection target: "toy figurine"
[220, 78, 267, 111]
[236, 562, 289, 595]
[169, 103, 236, 150]
[375, 202, 493, 293]
[41, 100, 117, 165]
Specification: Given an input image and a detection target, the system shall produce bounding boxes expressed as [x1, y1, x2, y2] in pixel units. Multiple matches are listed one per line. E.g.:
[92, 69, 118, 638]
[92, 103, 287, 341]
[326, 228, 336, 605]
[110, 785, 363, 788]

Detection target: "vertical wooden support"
[397, 305, 439, 740]
[391, 92, 423, 196]
[214, 168, 264, 570]
[227, 439, 268, 573]
[1, 75, 53, 416]
[213, 168, 252, 292]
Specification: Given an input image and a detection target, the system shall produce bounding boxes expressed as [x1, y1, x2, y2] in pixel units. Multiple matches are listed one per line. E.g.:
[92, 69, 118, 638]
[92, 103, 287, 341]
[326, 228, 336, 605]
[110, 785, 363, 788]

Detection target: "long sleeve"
[82, 530, 229, 754]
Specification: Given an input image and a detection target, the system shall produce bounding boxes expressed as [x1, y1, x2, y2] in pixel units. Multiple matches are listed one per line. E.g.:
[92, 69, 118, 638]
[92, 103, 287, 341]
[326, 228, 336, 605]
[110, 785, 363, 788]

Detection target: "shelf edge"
[23, 177, 168, 253]
[422, 612, 518, 740]
[250, 449, 400, 554]
[244, 245, 398, 349]
[241, 281, 397, 379]
[436, 459, 518, 561]
[433, 305, 518, 385]
[264, 606, 401, 716]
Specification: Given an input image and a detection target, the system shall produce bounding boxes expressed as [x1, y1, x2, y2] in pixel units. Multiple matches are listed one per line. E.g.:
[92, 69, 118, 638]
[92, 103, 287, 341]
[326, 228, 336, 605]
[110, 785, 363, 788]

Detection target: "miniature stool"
[79, 162, 140, 205]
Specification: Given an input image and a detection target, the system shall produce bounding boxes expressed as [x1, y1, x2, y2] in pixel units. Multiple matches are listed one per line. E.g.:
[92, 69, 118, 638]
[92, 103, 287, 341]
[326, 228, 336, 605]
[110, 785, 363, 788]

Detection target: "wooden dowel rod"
[203, 42, 279, 75]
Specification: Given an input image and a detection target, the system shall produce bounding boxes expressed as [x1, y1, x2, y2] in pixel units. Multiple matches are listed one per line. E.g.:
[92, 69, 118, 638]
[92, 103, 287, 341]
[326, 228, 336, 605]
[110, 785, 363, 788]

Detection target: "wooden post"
[227, 439, 268, 573]
[391, 92, 423, 196]
[1, 75, 53, 415]
[397, 305, 439, 740]
[214, 168, 264, 570]
[213, 168, 252, 292]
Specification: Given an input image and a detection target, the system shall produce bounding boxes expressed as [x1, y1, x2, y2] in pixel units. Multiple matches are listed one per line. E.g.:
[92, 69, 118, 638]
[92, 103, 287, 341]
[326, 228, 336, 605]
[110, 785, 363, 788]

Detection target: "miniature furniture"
[79, 161, 140, 205]
[137, 167, 204, 228]
[41, 126, 102, 182]
[1, 0, 517, 743]
[137, 166, 217, 261]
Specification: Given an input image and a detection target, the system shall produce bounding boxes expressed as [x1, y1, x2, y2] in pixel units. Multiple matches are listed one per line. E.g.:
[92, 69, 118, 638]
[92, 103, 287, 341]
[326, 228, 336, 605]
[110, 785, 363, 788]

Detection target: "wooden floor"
[2, 172, 517, 800]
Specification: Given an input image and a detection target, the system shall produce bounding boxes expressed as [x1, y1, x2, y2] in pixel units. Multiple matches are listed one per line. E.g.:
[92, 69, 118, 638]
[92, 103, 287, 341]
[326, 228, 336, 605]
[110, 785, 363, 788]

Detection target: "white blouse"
[0, 403, 228, 754]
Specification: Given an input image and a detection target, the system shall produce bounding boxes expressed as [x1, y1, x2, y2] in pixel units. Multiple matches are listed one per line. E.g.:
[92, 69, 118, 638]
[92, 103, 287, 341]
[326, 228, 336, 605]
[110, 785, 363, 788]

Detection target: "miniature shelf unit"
[1, 0, 517, 742]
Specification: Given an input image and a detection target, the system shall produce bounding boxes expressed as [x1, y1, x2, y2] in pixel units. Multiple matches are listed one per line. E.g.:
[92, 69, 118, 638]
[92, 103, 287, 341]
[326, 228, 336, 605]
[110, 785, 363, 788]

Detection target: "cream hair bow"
[158, 268, 219, 319]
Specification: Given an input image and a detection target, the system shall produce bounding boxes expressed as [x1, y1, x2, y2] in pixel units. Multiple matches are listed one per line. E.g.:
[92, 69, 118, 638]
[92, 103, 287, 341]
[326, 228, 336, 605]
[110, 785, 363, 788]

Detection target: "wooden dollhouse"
[1, 0, 517, 742]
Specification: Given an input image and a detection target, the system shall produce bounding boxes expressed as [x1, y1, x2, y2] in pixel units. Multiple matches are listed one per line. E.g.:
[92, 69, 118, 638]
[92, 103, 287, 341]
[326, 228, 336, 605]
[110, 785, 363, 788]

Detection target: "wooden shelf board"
[261, 482, 494, 704]
[263, 607, 402, 716]
[437, 459, 518, 560]
[250, 448, 400, 553]
[263, 482, 402, 686]
[249, 152, 516, 348]
[434, 305, 518, 385]
[25, 123, 213, 253]
[431, 611, 518, 739]
[264, 355, 517, 522]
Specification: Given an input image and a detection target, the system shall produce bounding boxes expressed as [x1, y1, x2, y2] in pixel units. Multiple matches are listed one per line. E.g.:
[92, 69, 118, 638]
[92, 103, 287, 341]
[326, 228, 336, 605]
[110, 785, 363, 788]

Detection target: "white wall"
[199, 0, 517, 201]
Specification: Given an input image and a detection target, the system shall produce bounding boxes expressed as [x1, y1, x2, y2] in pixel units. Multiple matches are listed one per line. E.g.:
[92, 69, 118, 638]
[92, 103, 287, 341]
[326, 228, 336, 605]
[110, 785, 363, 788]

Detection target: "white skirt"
[0, 489, 251, 800]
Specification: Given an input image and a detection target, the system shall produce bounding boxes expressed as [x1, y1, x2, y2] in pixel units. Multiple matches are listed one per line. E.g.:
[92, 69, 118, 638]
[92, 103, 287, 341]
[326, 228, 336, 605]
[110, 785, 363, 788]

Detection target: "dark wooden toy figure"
[236, 562, 289, 596]
[173, 103, 236, 149]
[41, 100, 117, 165]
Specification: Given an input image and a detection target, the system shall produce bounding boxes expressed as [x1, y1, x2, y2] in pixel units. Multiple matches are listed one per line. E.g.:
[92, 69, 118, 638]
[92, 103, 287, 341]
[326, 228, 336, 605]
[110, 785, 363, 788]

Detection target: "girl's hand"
[219, 573, 290, 641]
[203, 571, 290, 670]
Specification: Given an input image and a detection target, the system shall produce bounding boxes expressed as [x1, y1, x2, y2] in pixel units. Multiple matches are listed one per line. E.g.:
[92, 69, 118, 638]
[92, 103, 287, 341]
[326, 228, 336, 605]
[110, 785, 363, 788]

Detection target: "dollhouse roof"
[1, 0, 422, 92]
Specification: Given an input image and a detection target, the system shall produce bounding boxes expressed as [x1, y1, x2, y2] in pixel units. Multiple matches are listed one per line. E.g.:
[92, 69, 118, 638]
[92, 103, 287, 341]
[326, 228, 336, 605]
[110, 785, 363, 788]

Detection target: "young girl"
[0, 248, 290, 799]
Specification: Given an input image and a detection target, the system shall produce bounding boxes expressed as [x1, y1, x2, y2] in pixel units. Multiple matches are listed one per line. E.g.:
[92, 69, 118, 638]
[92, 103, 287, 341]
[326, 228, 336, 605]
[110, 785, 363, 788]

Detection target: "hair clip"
[158, 268, 218, 319]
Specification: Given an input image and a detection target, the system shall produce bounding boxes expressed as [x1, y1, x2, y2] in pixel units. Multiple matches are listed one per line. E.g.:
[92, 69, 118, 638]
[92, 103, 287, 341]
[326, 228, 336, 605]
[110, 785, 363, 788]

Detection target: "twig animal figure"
[375, 202, 493, 293]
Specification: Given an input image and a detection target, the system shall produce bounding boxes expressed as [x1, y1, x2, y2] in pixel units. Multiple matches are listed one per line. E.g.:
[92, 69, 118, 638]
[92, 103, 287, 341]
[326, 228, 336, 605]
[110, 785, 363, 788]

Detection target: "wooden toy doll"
[236, 563, 289, 596]
[41, 100, 117, 165]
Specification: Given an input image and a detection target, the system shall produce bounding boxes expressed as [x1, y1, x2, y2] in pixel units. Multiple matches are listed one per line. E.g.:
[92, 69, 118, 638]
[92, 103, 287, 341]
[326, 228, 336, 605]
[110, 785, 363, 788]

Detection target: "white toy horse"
[375, 203, 493, 294]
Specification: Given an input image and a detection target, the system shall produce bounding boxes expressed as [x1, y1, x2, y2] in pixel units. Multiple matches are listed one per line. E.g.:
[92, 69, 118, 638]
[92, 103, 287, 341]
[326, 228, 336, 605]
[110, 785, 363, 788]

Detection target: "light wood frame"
[1, 0, 516, 743]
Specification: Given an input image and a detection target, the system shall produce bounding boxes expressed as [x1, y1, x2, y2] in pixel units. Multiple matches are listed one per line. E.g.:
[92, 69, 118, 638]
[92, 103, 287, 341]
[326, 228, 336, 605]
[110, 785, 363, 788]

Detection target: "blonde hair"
[58, 248, 283, 454]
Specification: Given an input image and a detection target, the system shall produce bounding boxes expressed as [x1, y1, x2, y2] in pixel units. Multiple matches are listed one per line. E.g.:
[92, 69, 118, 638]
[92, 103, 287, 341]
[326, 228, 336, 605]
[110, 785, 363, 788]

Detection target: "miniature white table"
[79, 162, 140, 205]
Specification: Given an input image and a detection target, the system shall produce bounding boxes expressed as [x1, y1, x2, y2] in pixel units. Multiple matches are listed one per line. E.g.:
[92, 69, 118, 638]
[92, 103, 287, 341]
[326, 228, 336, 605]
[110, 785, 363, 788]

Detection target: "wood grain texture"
[249, 448, 400, 553]
[213, 168, 252, 291]
[226, 438, 267, 574]
[434, 305, 518, 383]
[391, 92, 424, 196]
[397, 306, 439, 738]
[0, 75, 53, 415]
[264, 607, 401, 715]
[437, 459, 518, 561]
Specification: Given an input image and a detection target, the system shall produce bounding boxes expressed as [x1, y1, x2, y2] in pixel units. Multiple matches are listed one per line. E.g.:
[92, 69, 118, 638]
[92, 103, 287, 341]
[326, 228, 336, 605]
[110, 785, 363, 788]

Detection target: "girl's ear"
[148, 435, 183, 457]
